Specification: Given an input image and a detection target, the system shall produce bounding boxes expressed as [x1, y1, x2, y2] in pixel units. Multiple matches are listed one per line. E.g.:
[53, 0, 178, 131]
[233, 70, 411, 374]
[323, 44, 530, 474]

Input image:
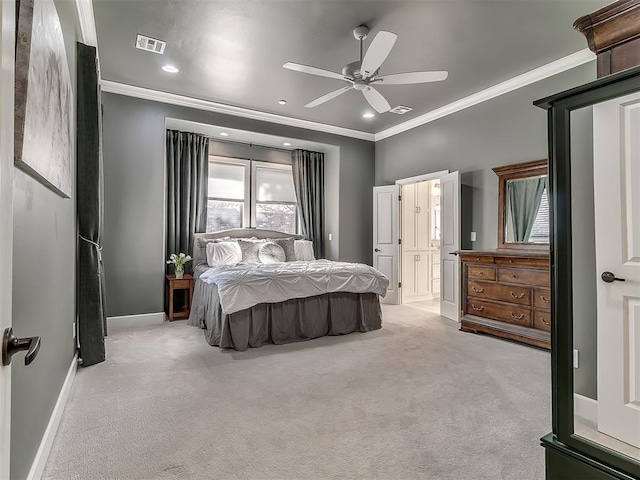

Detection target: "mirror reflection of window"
[505, 175, 549, 243]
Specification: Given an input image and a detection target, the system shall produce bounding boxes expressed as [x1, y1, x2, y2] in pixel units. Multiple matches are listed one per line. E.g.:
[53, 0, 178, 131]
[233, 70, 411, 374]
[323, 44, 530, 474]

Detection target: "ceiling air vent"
[135, 34, 166, 54]
[390, 105, 413, 115]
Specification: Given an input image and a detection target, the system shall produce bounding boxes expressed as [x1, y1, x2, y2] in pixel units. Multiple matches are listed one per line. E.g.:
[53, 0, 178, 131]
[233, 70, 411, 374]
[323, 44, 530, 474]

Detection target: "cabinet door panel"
[402, 252, 418, 298]
[416, 182, 430, 251]
[416, 253, 430, 296]
[402, 184, 418, 251]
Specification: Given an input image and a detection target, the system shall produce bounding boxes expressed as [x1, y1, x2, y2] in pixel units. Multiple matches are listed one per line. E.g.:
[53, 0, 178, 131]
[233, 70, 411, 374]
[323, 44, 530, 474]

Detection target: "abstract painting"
[15, 0, 73, 198]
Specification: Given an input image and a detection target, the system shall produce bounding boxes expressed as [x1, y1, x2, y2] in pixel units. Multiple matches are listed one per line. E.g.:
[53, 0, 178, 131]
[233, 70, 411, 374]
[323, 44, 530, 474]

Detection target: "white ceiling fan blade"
[305, 86, 352, 108]
[360, 31, 397, 79]
[362, 86, 391, 113]
[376, 71, 448, 85]
[283, 62, 346, 81]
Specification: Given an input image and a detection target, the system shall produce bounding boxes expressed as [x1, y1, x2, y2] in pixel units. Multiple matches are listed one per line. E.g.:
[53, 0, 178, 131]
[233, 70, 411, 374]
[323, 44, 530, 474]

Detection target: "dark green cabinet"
[535, 66, 640, 480]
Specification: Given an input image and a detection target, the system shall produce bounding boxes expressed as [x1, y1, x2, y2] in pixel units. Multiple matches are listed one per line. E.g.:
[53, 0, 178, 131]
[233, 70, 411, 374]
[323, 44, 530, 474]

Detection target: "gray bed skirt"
[187, 280, 382, 351]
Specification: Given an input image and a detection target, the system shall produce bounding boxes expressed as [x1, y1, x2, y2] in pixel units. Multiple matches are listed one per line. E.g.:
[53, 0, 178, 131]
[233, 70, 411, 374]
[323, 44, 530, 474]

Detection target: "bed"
[187, 228, 388, 351]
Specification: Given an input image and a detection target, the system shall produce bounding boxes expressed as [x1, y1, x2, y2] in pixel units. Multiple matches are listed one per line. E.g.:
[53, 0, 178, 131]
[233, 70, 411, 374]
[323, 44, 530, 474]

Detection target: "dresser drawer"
[495, 256, 549, 268]
[533, 310, 551, 331]
[497, 268, 549, 287]
[466, 299, 531, 327]
[467, 281, 531, 305]
[467, 266, 496, 281]
[534, 288, 551, 310]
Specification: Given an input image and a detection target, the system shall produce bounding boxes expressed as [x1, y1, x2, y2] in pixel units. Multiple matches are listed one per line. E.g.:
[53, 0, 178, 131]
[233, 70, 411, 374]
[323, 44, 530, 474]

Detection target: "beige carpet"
[43, 305, 550, 480]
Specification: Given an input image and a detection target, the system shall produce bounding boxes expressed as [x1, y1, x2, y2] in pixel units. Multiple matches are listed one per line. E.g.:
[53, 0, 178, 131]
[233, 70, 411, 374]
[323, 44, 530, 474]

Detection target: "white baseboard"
[574, 393, 598, 424]
[107, 312, 166, 329]
[27, 353, 78, 480]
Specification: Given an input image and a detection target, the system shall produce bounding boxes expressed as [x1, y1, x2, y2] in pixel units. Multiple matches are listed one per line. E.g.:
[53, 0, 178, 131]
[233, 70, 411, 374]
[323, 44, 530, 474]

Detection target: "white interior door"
[594, 92, 640, 447]
[0, 0, 15, 475]
[440, 171, 460, 321]
[373, 185, 400, 304]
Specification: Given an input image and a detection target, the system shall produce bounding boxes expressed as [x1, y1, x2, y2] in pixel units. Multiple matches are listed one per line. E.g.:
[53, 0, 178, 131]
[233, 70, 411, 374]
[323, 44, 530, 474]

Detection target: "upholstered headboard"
[193, 228, 305, 267]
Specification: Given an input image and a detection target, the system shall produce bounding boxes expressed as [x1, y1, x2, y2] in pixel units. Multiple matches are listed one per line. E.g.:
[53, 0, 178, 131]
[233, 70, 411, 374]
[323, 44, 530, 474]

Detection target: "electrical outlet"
[470, 231, 477, 242]
[573, 349, 579, 368]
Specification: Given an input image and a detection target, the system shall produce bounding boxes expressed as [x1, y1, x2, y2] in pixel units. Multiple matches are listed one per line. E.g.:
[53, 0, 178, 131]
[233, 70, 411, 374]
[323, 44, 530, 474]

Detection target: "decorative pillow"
[237, 239, 265, 263]
[270, 238, 296, 262]
[294, 240, 316, 261]
[206, 241, 242, 266]
[258, 242, 286, 264]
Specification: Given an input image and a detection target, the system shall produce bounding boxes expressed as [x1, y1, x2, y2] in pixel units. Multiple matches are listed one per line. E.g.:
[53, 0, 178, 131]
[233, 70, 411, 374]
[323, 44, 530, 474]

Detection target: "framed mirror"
[493, 159, 549, 250]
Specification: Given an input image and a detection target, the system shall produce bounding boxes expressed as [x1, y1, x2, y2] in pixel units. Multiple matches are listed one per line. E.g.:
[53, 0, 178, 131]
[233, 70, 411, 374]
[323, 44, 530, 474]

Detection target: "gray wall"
[101, 93, 374, 316]
[10, 1, 79, 478]
[375, 63, 596, 251]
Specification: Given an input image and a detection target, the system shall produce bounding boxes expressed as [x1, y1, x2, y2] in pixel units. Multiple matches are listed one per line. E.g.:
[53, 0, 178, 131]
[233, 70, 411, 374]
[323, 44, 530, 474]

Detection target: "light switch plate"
[573, 349, 579, 368]
[328, 233, 332, 241]
[470, 231, 477, 242]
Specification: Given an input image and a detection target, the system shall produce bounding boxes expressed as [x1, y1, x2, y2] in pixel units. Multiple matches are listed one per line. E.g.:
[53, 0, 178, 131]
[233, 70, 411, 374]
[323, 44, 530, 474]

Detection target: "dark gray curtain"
[166, 130, 209, 273]
[77, 42, 106, 367]
[508, 176, 547, 242]
[292, 149, 324, 258]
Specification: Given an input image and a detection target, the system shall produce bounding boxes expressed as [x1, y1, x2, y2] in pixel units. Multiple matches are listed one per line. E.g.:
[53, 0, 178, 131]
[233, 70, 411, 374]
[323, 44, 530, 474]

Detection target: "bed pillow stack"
[204, 237, 316, 265]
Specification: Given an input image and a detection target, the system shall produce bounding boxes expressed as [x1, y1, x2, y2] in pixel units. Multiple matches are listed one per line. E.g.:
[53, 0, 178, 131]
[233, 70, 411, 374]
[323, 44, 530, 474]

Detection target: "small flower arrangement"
[167, 252, 192, 279]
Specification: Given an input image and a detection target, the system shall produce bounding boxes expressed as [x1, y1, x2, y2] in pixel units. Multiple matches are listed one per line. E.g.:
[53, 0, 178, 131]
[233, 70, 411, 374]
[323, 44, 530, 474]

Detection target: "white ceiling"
[91, 0, 608, 136]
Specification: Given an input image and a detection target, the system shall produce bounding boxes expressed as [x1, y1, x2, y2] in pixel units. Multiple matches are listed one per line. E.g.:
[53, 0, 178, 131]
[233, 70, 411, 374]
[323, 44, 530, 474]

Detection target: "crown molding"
[100, 48, 594, 144]
[374, 48, 596, 141]
[100, 80, 376, 141]
[74, 0, 98, 48]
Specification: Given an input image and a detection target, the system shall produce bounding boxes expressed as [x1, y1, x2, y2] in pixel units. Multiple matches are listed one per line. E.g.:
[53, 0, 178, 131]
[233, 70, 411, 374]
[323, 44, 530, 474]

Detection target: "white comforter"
[198, 260, 389, 314]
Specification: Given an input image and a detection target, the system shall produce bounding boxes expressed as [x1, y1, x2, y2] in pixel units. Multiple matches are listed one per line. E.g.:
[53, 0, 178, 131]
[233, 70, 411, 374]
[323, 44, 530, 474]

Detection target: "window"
[252, 163, 298, 234]
[207, 157, 298, 234]
[529, 188, 549, 243]
[206, 159, 250, 232]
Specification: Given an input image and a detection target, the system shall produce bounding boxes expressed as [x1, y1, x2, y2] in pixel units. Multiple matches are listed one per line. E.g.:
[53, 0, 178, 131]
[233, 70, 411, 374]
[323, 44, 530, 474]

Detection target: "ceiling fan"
[283, 25, 448, 114]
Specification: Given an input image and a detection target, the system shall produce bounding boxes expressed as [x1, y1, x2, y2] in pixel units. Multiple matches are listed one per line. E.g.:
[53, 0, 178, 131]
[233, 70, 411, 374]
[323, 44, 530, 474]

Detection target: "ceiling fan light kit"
[283, 25, 448, 114]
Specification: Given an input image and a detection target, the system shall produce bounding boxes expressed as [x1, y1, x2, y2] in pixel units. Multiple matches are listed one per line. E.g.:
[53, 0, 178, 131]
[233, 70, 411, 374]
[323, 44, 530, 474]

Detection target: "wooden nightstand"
[165, 274, 194, 321]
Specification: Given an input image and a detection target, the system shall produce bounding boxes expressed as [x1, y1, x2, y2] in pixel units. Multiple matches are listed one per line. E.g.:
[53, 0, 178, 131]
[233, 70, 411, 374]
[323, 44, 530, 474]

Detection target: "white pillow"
[206, 241, 242, 266]
[294, 240, 316, 261]
[258, 242, 286, 264]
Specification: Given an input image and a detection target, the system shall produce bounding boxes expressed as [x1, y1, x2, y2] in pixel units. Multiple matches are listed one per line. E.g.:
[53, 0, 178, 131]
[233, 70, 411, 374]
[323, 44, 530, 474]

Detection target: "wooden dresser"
[459, 250, 550, 349]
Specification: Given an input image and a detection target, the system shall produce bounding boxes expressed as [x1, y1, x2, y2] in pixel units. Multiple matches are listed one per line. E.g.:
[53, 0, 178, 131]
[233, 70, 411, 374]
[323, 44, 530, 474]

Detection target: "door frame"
[0, 0, 16, 476]
[395, 170, 449, 305]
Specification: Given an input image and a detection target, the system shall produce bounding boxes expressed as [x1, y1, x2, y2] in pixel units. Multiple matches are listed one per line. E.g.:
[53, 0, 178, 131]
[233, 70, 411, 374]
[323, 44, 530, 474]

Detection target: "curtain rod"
[209, 137, 293, 154]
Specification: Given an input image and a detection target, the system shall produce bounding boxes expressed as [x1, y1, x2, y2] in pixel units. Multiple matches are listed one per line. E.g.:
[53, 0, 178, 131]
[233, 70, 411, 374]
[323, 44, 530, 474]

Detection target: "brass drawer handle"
[541, 317, 549, 325]
[510, 291, 525, 299]
[471, 304, 484, 312]
[540, 295, 550, 303]
[510, 312, 525, 320]
[471, 286, 484, 293]
[475, 257, 480, 261]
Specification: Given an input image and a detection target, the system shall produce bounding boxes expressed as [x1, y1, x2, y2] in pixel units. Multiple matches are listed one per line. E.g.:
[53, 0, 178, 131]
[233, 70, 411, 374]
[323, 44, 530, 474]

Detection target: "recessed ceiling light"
[219, 132, 229, 137]
[278, 99, 287, 105]
[283, 142, 292, 146]
[161, 64, 179, 73]
[362, 112, 375, 119]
